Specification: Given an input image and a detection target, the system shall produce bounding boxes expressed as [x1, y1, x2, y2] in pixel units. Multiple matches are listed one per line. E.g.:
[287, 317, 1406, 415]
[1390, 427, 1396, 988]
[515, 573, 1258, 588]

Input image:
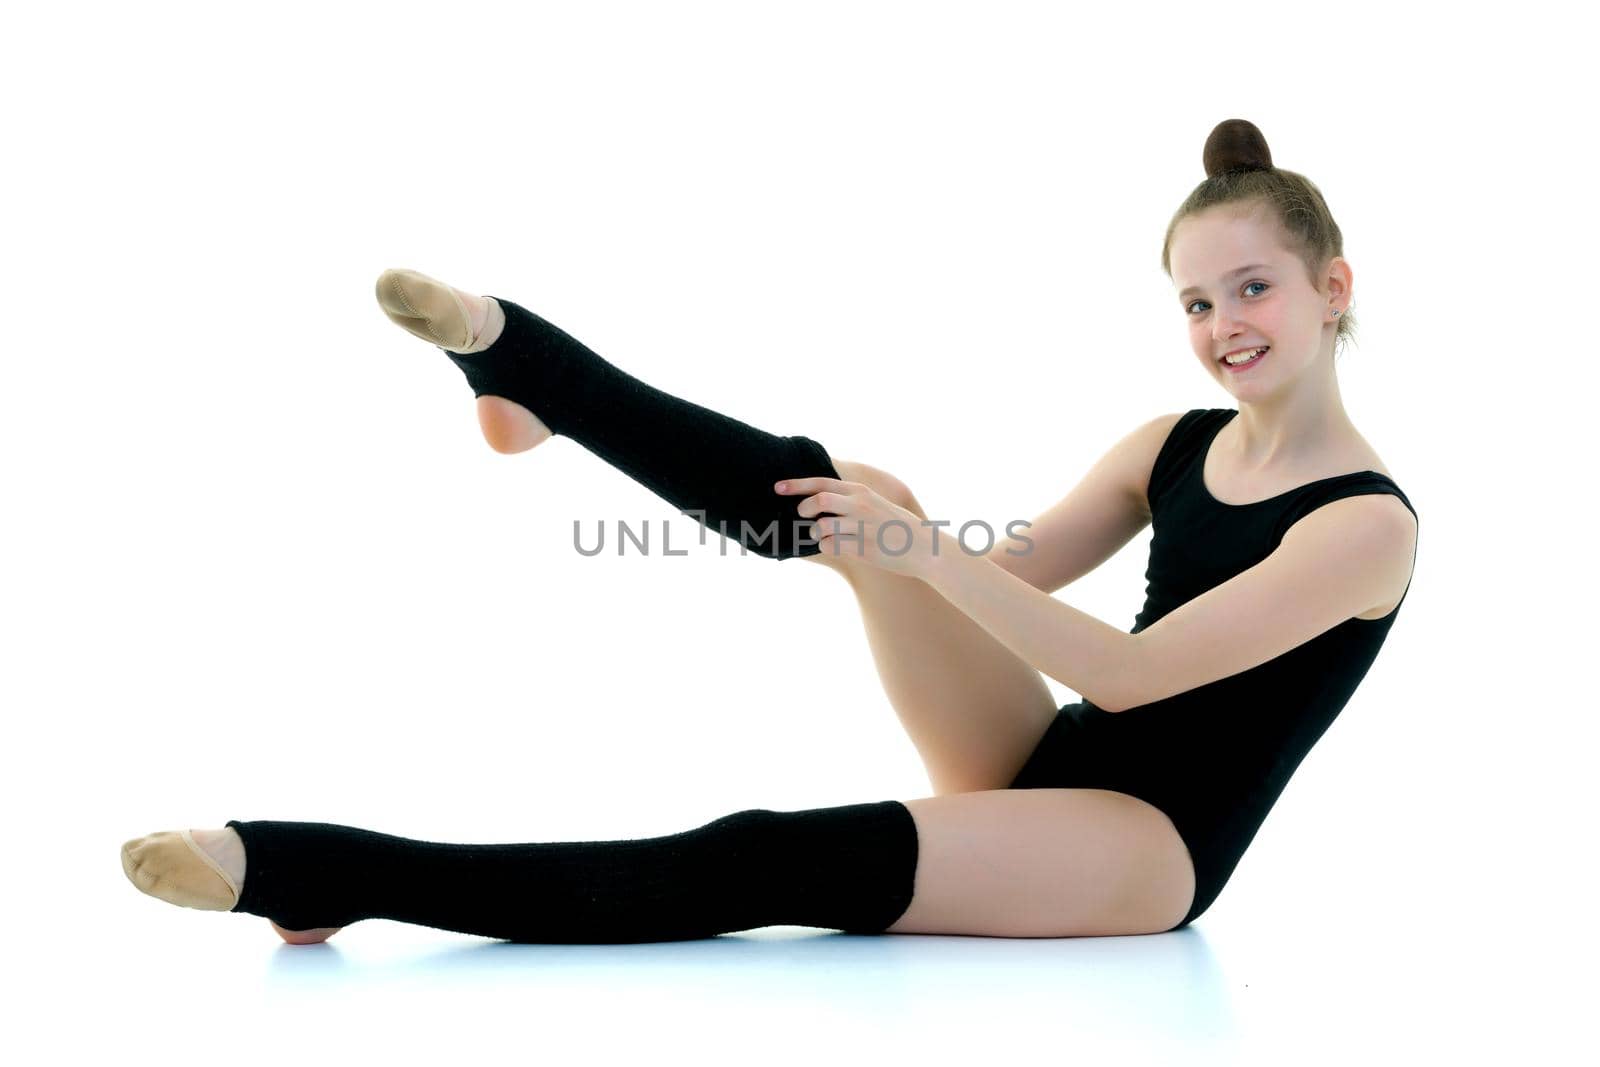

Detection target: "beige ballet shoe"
[375, 267, 496, 354]
[120, 829, 241, 912]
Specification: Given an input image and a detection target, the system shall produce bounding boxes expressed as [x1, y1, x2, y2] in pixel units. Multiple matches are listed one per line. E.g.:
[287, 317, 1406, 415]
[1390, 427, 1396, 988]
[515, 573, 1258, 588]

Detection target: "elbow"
[1097, 632, 1147, 714]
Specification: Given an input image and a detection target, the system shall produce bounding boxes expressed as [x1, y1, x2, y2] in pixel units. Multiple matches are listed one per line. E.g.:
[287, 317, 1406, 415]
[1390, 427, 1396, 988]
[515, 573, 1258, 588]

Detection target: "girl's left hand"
[774, 476, 941, 579]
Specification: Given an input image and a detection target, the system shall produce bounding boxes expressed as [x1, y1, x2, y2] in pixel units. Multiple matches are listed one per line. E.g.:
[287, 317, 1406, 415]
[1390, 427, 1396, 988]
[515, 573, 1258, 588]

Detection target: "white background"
[4, 1, 1594, 1063]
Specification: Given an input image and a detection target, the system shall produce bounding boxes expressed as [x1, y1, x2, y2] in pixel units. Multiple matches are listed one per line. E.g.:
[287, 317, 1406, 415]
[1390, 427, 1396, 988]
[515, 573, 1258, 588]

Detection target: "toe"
[375, 268, 474, 350]
[119, 831, 238, 911]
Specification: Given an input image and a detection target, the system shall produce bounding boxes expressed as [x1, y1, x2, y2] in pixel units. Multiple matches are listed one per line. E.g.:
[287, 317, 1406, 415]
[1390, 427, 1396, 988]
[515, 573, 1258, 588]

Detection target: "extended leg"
[120, 789, 1197, 942]
[123, 802, 919, 943]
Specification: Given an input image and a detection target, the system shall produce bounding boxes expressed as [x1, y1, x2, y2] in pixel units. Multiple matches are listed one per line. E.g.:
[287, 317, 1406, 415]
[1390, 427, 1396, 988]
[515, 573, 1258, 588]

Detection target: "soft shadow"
[263, 923, 1234, 1041]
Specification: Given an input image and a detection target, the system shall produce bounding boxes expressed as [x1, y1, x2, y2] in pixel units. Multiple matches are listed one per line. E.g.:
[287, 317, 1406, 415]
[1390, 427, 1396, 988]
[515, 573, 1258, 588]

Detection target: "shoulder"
[1113, 411, 1188, 520]
[1123, 409, 1205, 519]
[1344, 426, 1403, 487]
[1273, 418, 1415, 545]
[1131, 410, 1191, 462]
[1288, 490, 1416, 538]
[1283, 490, 1418, 591]
[1143, 407, 1232, 454]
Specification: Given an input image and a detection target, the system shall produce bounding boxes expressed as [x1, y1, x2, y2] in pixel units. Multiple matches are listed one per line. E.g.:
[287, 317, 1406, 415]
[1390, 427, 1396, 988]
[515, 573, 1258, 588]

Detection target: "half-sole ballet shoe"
[120, 828, 241, 912]
[375, 267, 493, 354]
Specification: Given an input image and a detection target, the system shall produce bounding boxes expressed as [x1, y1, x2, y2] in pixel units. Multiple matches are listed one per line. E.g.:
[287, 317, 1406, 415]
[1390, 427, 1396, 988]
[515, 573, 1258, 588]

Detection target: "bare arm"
[988, 413, 1184, 593]
[921, 549, 1139, 711]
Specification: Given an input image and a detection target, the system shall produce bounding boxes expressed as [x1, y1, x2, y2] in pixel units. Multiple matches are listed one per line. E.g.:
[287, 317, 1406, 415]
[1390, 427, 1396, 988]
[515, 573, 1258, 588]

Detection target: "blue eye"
[1185, 281, 1269, 315]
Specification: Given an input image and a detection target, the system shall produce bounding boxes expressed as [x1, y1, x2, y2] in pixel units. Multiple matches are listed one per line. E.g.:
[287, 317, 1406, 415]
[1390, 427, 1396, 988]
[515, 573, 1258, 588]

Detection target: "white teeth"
[1224, 346, 1267, 365]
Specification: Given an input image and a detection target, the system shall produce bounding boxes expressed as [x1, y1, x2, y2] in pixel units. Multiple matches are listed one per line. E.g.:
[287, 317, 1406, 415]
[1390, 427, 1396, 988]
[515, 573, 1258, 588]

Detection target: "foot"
[477, 395, 552, 455]
[120, 827, 343, 945]
[374, 267, 553, 454]
[268, 918, 343, 946]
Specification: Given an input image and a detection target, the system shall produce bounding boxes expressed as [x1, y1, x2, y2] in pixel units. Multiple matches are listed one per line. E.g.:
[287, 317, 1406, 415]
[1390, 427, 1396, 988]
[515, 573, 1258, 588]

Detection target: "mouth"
[1220, 345, 1269, 371]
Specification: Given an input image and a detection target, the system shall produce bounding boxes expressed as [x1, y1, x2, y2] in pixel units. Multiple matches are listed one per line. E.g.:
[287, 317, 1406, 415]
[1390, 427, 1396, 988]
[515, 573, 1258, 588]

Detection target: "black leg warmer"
[447, 296, 841, 560]
[225, 800, 918, 943]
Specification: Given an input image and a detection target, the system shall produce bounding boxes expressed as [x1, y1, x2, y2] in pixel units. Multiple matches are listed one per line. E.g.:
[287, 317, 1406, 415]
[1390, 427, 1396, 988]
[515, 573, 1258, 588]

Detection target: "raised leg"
[802, 460, 1059, 795]
[374, 271, 1054, 789]
[376, 270, 841, 561]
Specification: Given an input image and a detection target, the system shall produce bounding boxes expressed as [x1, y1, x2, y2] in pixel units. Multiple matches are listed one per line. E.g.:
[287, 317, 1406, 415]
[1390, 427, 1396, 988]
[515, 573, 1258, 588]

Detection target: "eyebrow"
[1178, 263, 1274, 300]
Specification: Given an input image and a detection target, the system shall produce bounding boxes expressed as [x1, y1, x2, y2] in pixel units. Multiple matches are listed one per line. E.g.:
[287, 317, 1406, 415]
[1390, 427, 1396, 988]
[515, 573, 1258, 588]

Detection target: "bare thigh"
[798, 459, 1058, 795]
[885, 788, 1197, 937]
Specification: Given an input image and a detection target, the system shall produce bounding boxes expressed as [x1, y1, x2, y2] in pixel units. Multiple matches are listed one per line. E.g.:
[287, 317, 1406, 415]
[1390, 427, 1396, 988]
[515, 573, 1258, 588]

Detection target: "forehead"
[1172, 211, 1282, 296]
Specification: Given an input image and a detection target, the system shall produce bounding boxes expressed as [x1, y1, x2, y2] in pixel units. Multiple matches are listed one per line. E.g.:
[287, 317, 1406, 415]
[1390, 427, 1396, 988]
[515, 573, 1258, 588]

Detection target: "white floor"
[29, 876, 1583, 1066]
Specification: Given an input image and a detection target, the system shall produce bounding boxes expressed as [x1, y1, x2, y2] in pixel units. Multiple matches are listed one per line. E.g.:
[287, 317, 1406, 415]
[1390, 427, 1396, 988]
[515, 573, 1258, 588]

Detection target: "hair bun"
[1203, 119, 1273, 178]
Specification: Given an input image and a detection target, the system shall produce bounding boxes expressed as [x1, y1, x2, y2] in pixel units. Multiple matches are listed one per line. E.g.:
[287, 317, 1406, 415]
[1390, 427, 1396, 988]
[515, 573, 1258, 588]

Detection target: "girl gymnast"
[121, 118, 1417, 943]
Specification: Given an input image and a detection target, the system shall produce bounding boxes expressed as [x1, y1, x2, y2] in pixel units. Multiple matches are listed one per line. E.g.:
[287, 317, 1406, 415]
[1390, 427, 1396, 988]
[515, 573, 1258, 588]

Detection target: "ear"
[1325, 255, 1353, 307]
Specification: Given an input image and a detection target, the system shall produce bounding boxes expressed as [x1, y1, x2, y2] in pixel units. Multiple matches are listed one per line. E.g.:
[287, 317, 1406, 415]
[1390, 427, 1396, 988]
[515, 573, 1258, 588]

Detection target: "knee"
[793, 457, 925, 570]
[831, 459, 926, 520]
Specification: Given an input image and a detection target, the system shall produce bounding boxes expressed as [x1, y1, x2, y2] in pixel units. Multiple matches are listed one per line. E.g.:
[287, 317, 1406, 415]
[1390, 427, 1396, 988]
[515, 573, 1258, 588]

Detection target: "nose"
[1209, 304, 1241, 336]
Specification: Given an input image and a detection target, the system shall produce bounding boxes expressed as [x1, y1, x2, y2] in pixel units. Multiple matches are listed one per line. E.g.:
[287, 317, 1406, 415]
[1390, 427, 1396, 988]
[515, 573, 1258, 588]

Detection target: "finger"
[774, 476, 849, 496]
[815, 526, 867, 558]
[797, 491, 852, 519]
[814, 526, 850, 555]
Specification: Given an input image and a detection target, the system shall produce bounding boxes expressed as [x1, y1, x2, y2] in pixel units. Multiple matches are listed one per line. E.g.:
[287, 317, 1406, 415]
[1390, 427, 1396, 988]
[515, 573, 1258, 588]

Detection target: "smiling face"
[1169, 205, 1350, 398]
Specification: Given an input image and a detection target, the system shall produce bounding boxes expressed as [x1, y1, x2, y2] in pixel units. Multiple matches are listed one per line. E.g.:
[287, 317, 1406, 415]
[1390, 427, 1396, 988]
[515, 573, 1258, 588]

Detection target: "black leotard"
[1008, 408, 1419, 930]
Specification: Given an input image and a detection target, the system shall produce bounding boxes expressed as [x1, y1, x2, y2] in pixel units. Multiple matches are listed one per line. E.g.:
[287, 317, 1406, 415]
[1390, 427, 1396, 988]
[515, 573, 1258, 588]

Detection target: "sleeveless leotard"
[1008, 408, 1419, 930]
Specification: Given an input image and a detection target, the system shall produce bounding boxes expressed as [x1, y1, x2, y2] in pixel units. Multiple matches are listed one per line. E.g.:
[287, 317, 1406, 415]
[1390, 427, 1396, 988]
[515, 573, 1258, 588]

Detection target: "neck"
[1226, 350, 1354, 470]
